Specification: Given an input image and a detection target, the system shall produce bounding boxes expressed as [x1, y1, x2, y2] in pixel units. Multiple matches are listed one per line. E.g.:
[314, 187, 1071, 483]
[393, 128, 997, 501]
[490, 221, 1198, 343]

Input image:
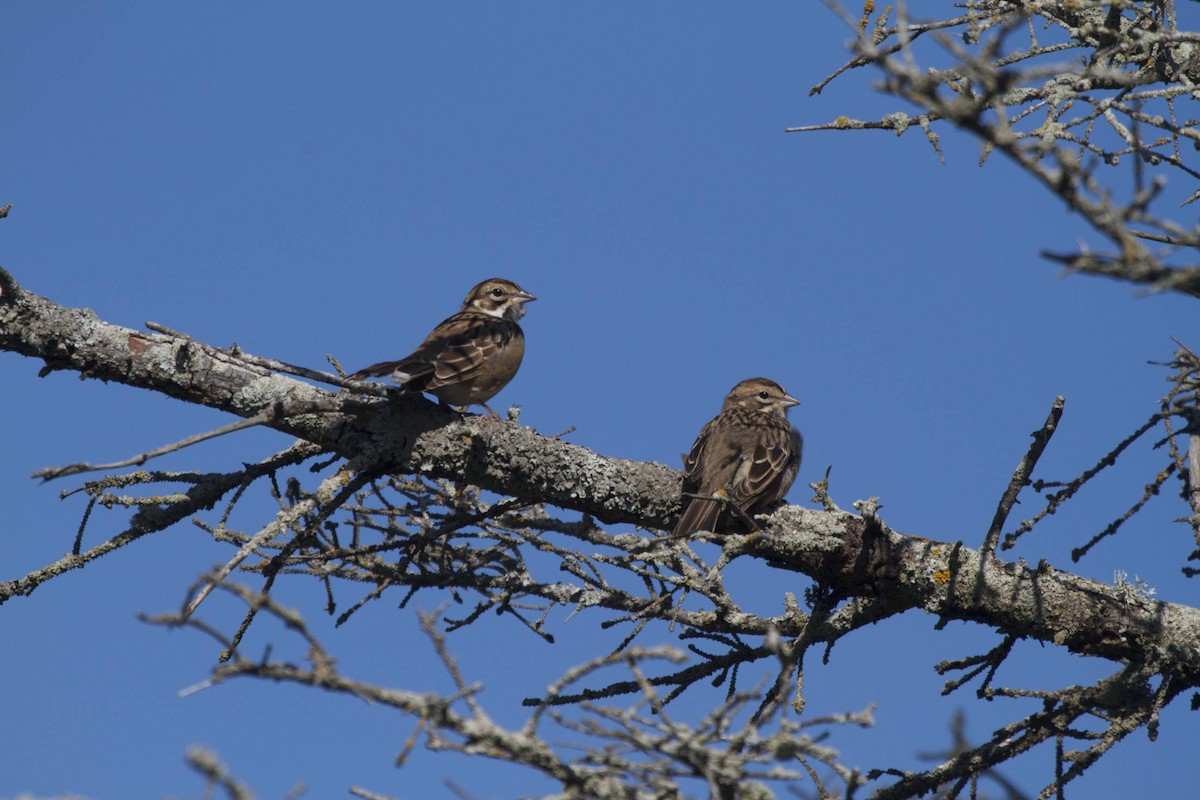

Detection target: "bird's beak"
[514, 290, 536, 304]
[781, 393, 800, 409]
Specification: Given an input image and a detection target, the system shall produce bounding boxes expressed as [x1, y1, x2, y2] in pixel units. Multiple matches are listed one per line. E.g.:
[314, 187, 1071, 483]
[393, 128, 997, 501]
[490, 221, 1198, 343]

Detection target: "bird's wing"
[729, 423, 795, 507]
[424, 315, 518, 390]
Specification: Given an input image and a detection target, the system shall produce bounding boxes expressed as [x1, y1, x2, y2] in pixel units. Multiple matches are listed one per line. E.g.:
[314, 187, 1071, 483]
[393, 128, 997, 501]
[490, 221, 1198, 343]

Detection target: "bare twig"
[32, 411, 273, 482]
[145, 319, 384, 392]
[1002, 412, 1164, 549]
[183, 745, 257, 800]
[184, 466, 376, 625]
[982, 396, 1065, 557]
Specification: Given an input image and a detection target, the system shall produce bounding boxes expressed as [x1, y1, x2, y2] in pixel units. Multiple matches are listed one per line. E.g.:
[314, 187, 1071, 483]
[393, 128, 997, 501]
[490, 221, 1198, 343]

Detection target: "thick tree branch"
[4, 266, 1200, 689]
[0, 267, 680, 527]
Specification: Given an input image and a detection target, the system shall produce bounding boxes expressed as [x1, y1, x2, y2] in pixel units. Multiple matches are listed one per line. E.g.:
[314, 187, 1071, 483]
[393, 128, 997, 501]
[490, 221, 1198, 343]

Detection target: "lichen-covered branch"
[5, 263, 1200, 795]
[146, 591, 874, 799]
[5, 266, 1198, 683]
[800, 1, 1200, 297]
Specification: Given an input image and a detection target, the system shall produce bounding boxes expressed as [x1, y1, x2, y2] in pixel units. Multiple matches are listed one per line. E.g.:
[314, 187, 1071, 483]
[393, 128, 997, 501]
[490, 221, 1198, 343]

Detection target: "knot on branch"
[0, 266, 21, 306]
[754, 505, 899, 594]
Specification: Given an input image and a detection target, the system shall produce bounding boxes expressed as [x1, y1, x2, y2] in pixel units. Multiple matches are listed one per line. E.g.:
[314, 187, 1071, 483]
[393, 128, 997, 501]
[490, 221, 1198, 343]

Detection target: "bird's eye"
[758, 391, 770, 399]
[491, 288, 505, 297]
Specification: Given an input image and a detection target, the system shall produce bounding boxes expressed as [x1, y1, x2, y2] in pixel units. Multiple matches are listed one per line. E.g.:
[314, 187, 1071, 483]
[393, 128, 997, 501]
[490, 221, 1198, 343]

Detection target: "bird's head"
[464, 278, 537, 321]
[723, 377, 800, 418]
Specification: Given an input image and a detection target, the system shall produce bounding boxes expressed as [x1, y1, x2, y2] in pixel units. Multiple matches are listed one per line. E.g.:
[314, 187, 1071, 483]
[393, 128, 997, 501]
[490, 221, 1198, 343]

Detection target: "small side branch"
[184, 466, 376, 624]
[32, 397, 343, 483]
[1003, 412, 1165, 550]
[32, 412, 272, 482]
[1188, 432, 1200, 526]
[183, 746, 256, 800]
[982, 396, 1064, 557]
[145, 320, 378, 392]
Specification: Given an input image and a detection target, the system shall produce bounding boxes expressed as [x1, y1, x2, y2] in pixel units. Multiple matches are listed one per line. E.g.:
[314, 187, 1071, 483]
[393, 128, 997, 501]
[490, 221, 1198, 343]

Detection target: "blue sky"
[3, 4, 1199, 798]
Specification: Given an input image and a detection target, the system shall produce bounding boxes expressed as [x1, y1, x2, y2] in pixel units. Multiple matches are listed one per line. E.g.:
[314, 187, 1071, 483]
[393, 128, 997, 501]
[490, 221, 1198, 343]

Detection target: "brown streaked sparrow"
[351, 278, 535, 419]
[673, 377, 802, 536]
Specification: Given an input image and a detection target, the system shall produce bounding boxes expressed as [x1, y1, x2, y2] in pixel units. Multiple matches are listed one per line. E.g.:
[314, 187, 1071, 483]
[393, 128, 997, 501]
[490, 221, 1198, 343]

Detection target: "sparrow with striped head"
[673, 377, 802, 536]
[351, 278, 535, 419]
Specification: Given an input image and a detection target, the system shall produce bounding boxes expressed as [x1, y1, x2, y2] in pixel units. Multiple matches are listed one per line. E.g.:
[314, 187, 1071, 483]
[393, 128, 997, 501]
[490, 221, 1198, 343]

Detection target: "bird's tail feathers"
[349, 360, 402, 381]
[672, 498, 722, 537]
[349, 359, 431, 386]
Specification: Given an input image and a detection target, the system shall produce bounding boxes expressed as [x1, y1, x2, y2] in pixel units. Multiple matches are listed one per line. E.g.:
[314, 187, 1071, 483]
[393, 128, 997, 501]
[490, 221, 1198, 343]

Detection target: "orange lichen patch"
[933, 569, 952, 584]
[858, 1, 875, 33]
